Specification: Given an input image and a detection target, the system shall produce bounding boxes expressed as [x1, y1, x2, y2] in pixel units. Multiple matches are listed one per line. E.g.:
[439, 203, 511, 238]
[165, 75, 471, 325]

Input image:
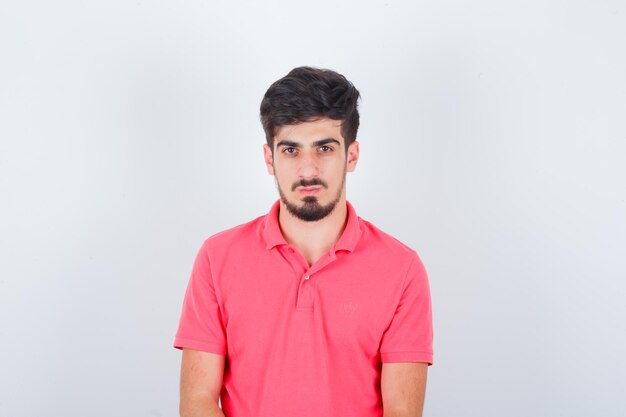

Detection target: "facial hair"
[276, 171, 346, 222]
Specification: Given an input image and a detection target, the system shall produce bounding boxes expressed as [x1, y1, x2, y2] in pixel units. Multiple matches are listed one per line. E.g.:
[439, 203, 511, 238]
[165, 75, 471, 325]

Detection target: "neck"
[278, 197, 348, 266]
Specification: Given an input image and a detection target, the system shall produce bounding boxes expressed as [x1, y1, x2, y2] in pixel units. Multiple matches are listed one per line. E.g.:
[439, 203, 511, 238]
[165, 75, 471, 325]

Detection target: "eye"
[282, 147, 298, 155]
[319, 145, 333, 153]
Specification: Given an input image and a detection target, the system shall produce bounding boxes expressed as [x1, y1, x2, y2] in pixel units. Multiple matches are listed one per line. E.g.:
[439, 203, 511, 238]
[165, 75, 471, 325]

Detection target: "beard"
[276, 172, 346, 222]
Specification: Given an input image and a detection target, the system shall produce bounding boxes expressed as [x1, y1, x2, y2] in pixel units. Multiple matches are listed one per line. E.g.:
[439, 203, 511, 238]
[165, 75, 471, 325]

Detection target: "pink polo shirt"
[174, 200, 433, 417]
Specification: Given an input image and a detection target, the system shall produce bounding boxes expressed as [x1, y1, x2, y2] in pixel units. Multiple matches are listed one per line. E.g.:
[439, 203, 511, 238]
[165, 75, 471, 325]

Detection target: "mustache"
[292, 178, 328, 191]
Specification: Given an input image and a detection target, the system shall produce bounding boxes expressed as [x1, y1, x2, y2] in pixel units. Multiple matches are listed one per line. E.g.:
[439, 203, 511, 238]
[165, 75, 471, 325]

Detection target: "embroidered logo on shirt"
[343, 301, 358, 314]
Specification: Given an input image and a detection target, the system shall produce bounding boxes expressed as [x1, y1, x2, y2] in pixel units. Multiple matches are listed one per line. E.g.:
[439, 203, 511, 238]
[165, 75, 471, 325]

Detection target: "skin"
[180, 117, 428, 417]
[180, 349, 225, 417]
[381, 362, 429, 417]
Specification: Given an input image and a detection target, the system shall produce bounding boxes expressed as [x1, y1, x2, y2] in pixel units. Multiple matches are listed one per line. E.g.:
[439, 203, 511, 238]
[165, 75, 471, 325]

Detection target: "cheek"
[273, 166, 292, 187]
[327, 160, 347, 176]
[276, 159, 300, 175]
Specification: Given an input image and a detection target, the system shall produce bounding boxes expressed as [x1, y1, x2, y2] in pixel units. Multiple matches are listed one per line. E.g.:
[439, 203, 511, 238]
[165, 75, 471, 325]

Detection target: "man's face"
[263, 117, 359, 222]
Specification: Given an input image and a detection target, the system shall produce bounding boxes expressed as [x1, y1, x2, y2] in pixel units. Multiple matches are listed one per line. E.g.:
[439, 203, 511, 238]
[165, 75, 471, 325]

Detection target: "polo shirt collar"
[334, 200, 362, 252]
[263, 199, 362, 253]
[263, 200, 288, 250]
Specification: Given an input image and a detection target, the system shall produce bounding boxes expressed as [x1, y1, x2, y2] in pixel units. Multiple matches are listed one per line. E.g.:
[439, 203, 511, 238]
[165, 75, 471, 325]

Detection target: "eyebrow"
[275, 138, 341, 148]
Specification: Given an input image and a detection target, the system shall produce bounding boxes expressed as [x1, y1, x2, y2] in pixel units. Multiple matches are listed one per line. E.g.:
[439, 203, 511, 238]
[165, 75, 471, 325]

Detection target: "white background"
[1, 1, 625, 416]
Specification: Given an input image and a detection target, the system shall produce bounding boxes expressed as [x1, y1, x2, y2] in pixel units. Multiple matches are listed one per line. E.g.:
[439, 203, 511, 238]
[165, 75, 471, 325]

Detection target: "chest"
[215, 250, 404, 359]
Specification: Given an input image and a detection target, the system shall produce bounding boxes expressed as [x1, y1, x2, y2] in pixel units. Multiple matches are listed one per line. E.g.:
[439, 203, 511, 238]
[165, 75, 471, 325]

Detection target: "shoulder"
[357, 217, 423, 267]
[358, 217, 417, 256]
[199, 214, 266, 255]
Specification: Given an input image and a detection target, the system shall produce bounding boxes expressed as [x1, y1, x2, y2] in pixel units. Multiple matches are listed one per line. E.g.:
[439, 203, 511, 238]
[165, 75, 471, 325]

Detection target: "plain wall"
[1, 1, 625, 416]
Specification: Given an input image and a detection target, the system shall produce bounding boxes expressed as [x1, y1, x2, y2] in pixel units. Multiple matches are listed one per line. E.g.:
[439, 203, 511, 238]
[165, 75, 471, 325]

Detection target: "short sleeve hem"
[173, 336, 227, 355]
[380, 350, 433, 366]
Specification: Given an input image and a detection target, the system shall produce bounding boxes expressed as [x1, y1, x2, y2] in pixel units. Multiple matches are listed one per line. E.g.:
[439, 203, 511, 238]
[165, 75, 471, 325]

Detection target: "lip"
[297, 186, 322, 195]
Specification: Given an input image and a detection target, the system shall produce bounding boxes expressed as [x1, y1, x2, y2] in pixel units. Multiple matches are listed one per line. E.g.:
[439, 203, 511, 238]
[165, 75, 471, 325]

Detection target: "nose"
[297, 151, 319, 179]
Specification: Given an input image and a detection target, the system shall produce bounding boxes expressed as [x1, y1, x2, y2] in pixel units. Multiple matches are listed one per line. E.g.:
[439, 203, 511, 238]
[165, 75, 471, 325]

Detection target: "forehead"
[274, 118, 345, 147]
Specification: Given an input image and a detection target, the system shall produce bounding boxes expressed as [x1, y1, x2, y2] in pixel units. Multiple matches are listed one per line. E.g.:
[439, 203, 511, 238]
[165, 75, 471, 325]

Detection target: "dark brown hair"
[260, 66, 361, 151]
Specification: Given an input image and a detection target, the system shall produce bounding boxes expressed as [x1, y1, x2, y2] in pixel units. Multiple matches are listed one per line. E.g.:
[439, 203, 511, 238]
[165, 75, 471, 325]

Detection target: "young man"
[174, 67, 434, 417]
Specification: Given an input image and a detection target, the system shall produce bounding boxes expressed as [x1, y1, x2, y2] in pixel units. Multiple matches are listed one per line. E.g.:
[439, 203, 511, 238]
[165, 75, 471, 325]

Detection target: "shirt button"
[304, 275, 310, 280]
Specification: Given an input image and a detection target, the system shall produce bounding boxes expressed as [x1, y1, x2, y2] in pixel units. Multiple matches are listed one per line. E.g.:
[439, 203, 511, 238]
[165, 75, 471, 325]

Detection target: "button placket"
[297, 272, 315, 310]
[287, 245, 341, 311]
[282, 245, 312, 310]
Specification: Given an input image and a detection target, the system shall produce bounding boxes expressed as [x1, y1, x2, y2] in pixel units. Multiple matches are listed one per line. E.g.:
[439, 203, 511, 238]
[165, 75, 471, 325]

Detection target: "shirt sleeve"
[379, 252, 434, 365]
[173, 240, 227, 355]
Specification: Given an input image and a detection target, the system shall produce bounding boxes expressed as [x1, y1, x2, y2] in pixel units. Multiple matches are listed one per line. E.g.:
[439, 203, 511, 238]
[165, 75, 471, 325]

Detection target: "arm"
[180, 349, 226, 417]
[381, 362, 428, 417]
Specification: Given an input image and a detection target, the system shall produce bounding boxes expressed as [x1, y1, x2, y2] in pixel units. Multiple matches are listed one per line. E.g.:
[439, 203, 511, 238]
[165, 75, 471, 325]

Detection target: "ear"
[263, 144, 275, 175]
[346, 140, 360, 172]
